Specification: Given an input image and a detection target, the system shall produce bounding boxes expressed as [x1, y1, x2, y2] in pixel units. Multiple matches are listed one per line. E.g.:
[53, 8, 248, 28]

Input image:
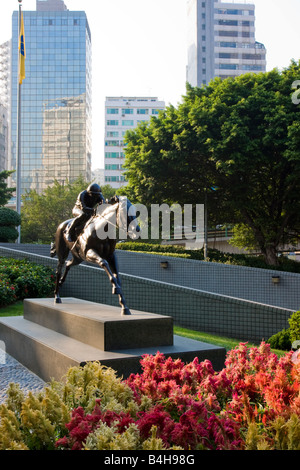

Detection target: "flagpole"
[16, 0, 22, 243]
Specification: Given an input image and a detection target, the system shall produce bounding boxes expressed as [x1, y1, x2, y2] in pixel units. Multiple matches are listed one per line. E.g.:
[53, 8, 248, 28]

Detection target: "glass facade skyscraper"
[10, 1, 92, 197]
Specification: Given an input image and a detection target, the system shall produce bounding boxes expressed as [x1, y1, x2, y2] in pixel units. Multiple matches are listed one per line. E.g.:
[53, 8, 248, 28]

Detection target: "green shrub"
[0, 208, 21, 242]
[268, 329, 292, 351]
[288, 311, 300, 344]
[0, 258, 55, 307]
[0, 275, 18, 307]
[268, 311, 300, 351]
[0, 226, 19, 243]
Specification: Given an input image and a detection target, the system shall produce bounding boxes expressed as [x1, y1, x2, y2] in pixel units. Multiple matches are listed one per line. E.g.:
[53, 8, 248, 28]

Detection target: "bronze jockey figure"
[65, 183, 105, 242]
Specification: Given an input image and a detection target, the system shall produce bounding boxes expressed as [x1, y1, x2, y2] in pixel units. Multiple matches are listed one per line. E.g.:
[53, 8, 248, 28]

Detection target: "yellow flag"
[19, 12, 26, 84]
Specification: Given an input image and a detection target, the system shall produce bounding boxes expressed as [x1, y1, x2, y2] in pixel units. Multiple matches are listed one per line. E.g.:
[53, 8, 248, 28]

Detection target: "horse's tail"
[50, 242, 56, 258]
[53, 219, 72, 261]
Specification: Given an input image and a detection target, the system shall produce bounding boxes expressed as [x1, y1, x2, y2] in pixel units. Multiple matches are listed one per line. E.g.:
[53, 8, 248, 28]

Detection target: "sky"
[0, 0, 299, 170]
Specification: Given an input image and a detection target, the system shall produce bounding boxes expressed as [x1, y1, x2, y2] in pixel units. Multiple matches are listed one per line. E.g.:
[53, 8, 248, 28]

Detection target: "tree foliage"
[0, 170, 15, 207]
[21, 176, 90, 243]
[0, 207, 21, 242]
[123, 61, 300, 265]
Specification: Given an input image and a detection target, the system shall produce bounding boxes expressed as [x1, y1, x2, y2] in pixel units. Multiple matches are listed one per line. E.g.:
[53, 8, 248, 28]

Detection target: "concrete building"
[187, 0, 266, 87]
[9, 0, 92, 198]
[104, 96, 165, 189]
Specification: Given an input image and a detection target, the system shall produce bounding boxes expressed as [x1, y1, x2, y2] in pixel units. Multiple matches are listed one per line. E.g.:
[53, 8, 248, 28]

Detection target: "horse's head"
[117, 196, 141, 240]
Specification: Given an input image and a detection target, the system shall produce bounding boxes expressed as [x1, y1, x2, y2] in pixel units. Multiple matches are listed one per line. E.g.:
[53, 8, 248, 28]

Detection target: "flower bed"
[0, 257, 55, 307]
[0, 342, 299, 450]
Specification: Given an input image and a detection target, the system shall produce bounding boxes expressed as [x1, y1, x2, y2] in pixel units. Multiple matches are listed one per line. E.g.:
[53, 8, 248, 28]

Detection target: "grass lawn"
[0, 301, 24, 317]
[0, 301, 285, 357]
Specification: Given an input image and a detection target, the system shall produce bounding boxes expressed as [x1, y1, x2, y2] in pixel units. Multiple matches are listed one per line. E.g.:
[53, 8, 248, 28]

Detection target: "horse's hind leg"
[108, 253, 122, 294]
[54, 258, 65, 303]
[54, 256, 81, 304]
[86, 248, 131, 315]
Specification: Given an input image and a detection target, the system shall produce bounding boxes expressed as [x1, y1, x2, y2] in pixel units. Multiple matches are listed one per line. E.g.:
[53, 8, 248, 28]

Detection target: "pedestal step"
[23, 298, 174, 351]
[0, 298, 226, 381]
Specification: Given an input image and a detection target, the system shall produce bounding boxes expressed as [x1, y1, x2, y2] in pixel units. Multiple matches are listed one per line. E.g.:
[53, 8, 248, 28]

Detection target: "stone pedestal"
[0, 298, 226, 381]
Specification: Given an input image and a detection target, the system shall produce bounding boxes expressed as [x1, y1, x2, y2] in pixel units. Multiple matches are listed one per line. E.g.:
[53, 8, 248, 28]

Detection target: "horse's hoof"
[121, 307, 131, 316]
[55, 297, 62, 304]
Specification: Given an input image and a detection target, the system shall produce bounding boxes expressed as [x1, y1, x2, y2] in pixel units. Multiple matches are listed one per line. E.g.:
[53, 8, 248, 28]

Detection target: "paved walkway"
[0, 350, 45, 404]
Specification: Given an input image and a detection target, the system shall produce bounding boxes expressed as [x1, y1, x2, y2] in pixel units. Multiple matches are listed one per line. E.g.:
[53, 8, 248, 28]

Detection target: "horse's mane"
[95, 201, 119, 219]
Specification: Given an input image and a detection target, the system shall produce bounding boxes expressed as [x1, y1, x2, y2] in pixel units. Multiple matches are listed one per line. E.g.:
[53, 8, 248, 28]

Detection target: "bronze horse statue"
[50, 196, 140, 315]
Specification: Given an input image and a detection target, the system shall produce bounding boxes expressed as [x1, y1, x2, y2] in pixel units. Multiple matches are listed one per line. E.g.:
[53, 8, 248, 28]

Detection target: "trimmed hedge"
[0, 208, 21, 243]
[116, 242, 300, 273]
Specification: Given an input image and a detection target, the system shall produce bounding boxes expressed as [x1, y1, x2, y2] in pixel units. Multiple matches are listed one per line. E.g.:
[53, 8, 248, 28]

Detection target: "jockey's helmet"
[87, 183, 102, 194]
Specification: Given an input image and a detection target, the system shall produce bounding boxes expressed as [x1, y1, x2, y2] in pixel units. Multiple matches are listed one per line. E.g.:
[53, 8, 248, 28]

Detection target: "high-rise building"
[0, 104, 8, 173]
[104, 97, 165, 189]
[0, 41, 11, 110]
[187, 0, 266, 87]
[0, 40, 10, 174]
[10, 0, 92, 198]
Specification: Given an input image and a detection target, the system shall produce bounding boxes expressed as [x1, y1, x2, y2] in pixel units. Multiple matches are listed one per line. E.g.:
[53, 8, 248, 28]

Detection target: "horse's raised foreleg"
[86, 248, 131, 315]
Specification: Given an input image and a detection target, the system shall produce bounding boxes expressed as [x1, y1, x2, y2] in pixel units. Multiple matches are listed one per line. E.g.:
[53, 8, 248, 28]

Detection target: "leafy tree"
[21, 176, 89, 243]
[0, 207, 21, 242]
[0, 170, 15, 207]
[101, 184, 117, 200]
[123, 61, 300, 265]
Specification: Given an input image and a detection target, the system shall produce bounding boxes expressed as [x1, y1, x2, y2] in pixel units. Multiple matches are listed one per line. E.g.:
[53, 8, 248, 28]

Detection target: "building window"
[105, 152, 120, 158]
[107, 108, 119, 114]
[219, 42, 237, 48]
[219, 63, 238, 70]
[105, 140, 119, 146]
[122, 109, 133, 114]
[218, 53, 238, 59]
[105, 176, 119, 182]
[218, 31, 238, 37]
[106, 120, 119, 126]
[122, 120, 134, 126]
[218, 20, 238, 26]
[242, 65, 263, 71]
[107, 131, 119, 137]
[137, 109, 149, 115]
[105, 164, 120, 170]
[241, 21, 251, 26]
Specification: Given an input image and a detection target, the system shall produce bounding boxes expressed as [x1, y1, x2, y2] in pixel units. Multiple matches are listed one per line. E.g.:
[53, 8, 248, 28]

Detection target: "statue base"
[0, 298, 226, 381]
